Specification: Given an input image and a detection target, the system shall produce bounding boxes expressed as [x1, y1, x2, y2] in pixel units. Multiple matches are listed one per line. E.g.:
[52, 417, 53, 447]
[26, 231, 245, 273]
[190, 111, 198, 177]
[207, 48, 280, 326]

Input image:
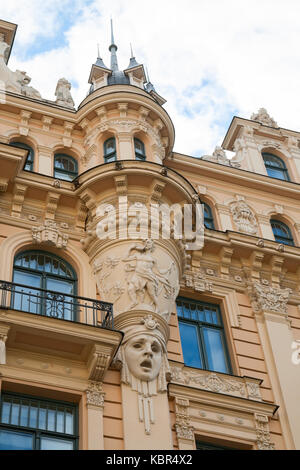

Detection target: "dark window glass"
[262, 153, 290, 181]
[9, 142, 34, 171]
[12, 251, 77, 321]
[203, 203, 215, 229]
[271, 220, 294, 246]
[104, 138, 117, 163]
[134, 138, 146, 161]
[177, 298, 231, 374]
[196, 441, 236, 450]
[0, 394, 77, 450]
[54, 154, 78, 181]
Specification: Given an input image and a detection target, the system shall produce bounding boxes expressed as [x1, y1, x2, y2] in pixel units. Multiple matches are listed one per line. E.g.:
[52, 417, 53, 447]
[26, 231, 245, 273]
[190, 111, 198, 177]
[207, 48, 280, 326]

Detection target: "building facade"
[0, 18, 299, 450]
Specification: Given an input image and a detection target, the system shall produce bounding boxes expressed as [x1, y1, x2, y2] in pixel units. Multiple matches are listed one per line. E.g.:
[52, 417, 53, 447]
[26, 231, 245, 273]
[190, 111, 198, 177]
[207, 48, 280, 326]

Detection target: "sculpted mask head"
[124, 333, 162, 382]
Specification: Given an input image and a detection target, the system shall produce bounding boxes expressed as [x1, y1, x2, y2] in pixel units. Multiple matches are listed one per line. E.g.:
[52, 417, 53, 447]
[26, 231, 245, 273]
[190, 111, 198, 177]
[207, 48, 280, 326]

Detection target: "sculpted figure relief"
[55, 78, 75, 108]
[123, 239, 178, 316]
[251, 108, 278, 128]
[0, 34, 43, 98]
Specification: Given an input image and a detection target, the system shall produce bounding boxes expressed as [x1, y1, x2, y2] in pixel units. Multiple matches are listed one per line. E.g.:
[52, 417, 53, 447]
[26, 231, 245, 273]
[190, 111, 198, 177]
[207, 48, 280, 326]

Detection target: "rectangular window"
[0, 393, 78, 450]
[177, 298, 231, 374]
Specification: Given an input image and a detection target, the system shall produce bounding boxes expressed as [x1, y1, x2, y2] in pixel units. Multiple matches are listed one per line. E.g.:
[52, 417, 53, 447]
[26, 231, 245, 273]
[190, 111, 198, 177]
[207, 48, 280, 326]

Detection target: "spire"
[127, 43, 140, 69]
[109, 18, 119, 71]
[95, 43, 109, 69]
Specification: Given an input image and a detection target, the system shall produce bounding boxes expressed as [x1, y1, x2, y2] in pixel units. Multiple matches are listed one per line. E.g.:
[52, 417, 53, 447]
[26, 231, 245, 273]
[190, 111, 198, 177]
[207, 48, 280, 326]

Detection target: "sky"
[2, 0, 300, 157]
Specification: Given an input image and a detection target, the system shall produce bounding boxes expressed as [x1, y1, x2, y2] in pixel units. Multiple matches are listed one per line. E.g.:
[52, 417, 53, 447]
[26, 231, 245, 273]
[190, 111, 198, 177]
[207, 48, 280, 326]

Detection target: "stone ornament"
[248, 282, 291, 315]
[251, 108, 278, 128]
[0, 35, 43, 98]
[255, 414, 274, 450]
[0, 333, 7, 365]
[116, 313, 170, 435]
[230, 200, 258, 235]
[86, 381, 105, 408]
[55, 78, 75, 109]
[174, 398, 194, 441]
[93, 239, 180, 321]
[184, 269, 213, 293]
[32, 219, 68, 249]
[171, 367, 247, 398]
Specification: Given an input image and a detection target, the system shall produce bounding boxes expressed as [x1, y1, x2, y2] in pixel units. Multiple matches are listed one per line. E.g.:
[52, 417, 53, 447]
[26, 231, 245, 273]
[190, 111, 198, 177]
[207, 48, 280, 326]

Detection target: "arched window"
[134, 138, 146, 161]
[271, 220, 294, 246]
[12, 250, 77, 320]
[9, 142, 34, 171]
[203, 203, 215, 229]
[104, 138, 117, 163]
[262, 153, 290, 181]
[54, 154, 78, 181]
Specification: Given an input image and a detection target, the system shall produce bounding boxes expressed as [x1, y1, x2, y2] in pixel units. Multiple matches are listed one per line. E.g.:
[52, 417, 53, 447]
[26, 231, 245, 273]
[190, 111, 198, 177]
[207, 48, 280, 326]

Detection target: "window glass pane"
[20, 403, 29, 427]
[47, 407, 56, 432]
[1, 401, 11, 424]
[104, 139, 116, 154]
[197, 305, 205, 322]
[179, 322, 202, 368]
[104, 154, 116, 163]
[54, 169, 74, 181]
[40, 436, 74, 450]
[56, 409, 65, 433]
[29, 405, 38, 428]
[203, 328, 229, 373]
[46, 278, 75, 321]
[12, 271, 42, 314]
[38, 408, 47, 430]
[11, 402, 20, 425]
[65, 409, 74, 435]
[0, 430, 33, 450]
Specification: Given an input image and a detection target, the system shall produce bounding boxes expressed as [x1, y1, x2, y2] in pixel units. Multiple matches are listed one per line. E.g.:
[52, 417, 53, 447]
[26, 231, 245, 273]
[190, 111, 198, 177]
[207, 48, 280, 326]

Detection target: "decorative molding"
[86, 381, 105, 408]
[184, 268, 213, 293]
[251, 108, 278, 128]
[230, 200, 258, 235]
[171, 367, 249, 399]
[81, 144, 97, 167]
[174, 397, 194, 441]
[255, 413, 275, 450]
[32, 219, 69, 249]
[11, 183, 27, 217]
[0, 177, 8, 192]
[248, 282, 291, 316]
[88, 346, 111, 382]
[42, 116, 53, 132]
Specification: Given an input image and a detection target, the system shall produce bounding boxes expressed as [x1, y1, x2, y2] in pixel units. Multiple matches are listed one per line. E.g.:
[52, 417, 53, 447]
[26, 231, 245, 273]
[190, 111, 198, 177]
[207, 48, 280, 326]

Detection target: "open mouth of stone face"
[140, 359, 152, 370]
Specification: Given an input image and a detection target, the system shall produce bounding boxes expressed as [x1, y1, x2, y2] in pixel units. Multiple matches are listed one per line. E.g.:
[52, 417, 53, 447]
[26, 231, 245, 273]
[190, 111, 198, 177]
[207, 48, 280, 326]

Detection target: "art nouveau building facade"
[0, 18, 299, 450]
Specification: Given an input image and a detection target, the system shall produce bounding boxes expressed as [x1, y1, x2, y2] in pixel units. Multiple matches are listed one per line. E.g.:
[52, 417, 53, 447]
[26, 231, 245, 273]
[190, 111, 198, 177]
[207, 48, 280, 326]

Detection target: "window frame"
[203, 203, 215, 229]
[134, 138, 146, 161]
[103, 137, 117, 163]
[9, 142, 34, 172]
[54, 153, 78, 181]
[12, 250, 78, 320]
[270, 219, 295, 246]
[0, 392, 79, 450]
[176, 297, 232, 374]
[262, 152, 290, 181]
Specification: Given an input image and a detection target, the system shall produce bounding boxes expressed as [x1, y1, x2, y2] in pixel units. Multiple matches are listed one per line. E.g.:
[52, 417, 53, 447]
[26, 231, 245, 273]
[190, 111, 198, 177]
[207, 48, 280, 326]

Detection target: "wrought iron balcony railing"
[0, 280, 113, 329]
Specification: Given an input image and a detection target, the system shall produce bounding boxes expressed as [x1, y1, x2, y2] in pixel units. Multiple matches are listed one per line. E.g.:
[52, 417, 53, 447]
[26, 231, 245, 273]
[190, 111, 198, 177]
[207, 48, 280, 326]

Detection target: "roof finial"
[130, 43, 134, 59]
[109, 18, 119, 71]
[97, 43, 100, 58]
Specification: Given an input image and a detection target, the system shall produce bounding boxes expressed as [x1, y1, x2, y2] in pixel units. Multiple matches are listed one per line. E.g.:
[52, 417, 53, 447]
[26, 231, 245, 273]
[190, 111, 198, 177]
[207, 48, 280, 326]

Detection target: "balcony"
[0, 280, 113, 329]
[0, 281, 122, 380]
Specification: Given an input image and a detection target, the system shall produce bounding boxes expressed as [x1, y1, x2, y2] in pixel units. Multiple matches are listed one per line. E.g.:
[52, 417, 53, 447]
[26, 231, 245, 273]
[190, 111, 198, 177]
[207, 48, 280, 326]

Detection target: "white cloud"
[3, 0, 300, 155]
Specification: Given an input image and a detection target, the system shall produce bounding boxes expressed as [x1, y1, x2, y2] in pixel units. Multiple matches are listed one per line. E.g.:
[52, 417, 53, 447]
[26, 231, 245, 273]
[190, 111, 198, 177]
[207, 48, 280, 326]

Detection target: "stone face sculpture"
[230, 200, 258, 235]
[55, 78, 75, 108]
[116, 313, 170, 435]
